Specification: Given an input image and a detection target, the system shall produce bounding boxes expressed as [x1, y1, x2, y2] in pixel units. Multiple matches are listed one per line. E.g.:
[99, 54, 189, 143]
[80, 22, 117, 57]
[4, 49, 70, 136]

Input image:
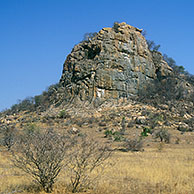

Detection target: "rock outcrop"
[60, 22, 172, 101]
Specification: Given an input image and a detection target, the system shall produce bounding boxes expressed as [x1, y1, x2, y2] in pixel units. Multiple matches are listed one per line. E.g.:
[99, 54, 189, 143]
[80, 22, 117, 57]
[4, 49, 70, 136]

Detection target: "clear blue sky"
[0, 0, 194, 111]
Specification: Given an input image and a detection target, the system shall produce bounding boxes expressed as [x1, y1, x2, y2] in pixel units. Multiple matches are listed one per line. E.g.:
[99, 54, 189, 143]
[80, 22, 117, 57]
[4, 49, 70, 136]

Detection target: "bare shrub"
[120, 117, 126, 135]
[66, 135, 112, 193]
[153, 129, 170, 143]
[0, 125, 17, 151]
[123, 138, 143, 152]
[11, 128, 72, 193]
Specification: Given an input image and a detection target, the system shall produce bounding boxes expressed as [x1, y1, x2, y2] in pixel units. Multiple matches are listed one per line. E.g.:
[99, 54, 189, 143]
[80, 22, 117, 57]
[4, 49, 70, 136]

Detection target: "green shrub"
[58, 109, 70, 119]
[104, 130, 113, 138]
[104, 130, 124, 142]
[113, 132, 124, 142]
[141, 127, 151, 137]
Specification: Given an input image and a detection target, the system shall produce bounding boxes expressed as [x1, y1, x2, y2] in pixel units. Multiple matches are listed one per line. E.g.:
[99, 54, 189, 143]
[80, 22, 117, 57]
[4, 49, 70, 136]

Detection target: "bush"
[149, 113, 165, 129]
[23, 123, 40, 135]
[123, 138, 143, 152]
[104, 130, 124, 142]
[11, 128, 72, 193]
[153, 129, 170, 143]
[141, 127, 151, 137]
[0, 125, 17, 150]
[66, 135, 112, 193]
[112, 22, 120, 33]
[146, 40, 160, 51]
[163, 54, 187, 75]
[83, 32, 97, 42]
[104, 129, 113, 137]
[120, 117, 126, 135]
[58, 109, 70, 119]
[9, 97, 35, 113]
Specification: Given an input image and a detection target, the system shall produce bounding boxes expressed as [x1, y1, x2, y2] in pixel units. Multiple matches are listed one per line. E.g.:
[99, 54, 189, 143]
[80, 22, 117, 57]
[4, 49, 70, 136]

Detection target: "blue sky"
[0, 0, 194, 111]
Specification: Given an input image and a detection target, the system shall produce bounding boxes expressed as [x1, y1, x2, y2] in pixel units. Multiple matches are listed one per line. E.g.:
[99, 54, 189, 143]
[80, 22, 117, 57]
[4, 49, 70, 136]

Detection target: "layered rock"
[60, 22, 172, 101]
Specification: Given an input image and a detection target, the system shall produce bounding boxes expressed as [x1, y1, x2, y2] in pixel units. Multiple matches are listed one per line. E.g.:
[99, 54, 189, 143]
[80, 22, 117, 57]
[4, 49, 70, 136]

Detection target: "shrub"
[146, 40, 160, 51]
[104, 129, 113, 138]
[23, 123, 40, 135]
[113, 131, 124, 142]
[141, 127, 151, 137]
[104, 130, 124, 142]
[11, 128, 72, 193]
[66, 135, 112, 193]
[120, 117, 126, 135]
[58, 109, 70, 119]
[83, 32, 97, 42]
[149, 113, 164, 129]
[9, 97, 35, 113]
[123, 138, 143, 152]
[153, 129, 170, 143]
[0, 125, 17, 150]
[163, 54, 187, 75]
[112, 22, 120, 33]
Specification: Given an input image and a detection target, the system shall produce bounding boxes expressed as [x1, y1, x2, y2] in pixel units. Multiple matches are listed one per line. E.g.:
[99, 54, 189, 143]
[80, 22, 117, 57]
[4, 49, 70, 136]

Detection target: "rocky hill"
[1, 22, 194, 194]
[1, 22, 194, 134]
[60, 22, 172, 102]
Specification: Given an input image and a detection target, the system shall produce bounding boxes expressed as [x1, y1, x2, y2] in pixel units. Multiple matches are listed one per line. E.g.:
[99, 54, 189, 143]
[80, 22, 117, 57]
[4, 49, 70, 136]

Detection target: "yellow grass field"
[1, 143, 194, 194]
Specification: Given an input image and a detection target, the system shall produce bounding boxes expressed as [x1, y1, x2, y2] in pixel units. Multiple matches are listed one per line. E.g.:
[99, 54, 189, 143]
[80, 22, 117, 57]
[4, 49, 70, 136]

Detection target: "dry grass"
[98, 145, 194, 194]
[1, 144, 194, 194]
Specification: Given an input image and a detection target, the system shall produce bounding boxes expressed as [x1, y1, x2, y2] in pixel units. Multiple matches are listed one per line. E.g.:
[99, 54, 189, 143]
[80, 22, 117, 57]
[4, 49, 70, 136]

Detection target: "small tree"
[66, 135, 112, 193]
[11, 128, 71, 193]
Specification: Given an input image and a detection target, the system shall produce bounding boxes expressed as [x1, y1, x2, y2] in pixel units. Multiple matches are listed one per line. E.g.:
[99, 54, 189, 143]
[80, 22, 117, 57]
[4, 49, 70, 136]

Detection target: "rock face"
[60, 22, 172, 101]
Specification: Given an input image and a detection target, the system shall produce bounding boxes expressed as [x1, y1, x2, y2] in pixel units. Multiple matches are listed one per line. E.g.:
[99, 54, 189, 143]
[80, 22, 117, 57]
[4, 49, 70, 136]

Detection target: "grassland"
[1, 143, 194, 194]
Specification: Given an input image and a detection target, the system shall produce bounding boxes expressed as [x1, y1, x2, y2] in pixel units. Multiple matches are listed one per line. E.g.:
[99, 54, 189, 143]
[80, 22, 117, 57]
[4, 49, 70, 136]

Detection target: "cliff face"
[60, 22, 172, 101]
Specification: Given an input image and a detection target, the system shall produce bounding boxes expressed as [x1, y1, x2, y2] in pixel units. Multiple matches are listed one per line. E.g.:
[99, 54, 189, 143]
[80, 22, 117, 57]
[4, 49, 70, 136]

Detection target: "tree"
[163, 54, 186, 75]
[163, 54, 176, 69]
[146, 40, 160, 51]
[66, 135, 112, 193]
[11, 128, 72, 193]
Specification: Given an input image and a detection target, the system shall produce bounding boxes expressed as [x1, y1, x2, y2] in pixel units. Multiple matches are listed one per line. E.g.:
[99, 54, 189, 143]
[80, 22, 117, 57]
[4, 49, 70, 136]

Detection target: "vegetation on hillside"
[1, 23, 194, 116]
